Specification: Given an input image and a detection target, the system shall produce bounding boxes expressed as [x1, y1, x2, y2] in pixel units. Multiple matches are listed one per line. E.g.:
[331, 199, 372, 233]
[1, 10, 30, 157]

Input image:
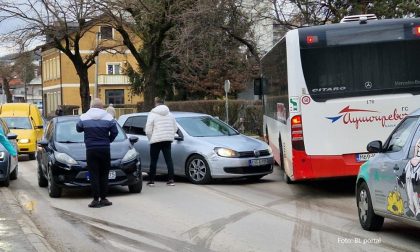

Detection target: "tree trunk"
[76, 66, 91, 113]
[142, 63, 159, 112]
[2, 78, 13, 103]
[142, 79, 157, 112]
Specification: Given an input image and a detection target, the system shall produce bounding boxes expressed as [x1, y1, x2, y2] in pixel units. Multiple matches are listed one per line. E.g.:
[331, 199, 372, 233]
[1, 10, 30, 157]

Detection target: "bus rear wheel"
[283, 171, 294, 184]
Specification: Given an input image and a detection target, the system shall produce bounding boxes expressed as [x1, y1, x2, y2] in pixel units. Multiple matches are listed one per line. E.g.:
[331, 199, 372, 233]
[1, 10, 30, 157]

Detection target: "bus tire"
[278, 134, 285, 170]
[265, 126, 269, 144]
[283, 171, 294, 184]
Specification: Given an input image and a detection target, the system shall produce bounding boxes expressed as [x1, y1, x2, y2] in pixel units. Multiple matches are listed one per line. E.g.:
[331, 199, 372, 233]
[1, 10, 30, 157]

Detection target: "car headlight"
[122, 148, 137, 162]
[214, 147, 240, 158]
[19, 139, 30, 144]
[54, 151, 78, 166]
[268, 146, 273, 154]
[0, 151, 4, 161]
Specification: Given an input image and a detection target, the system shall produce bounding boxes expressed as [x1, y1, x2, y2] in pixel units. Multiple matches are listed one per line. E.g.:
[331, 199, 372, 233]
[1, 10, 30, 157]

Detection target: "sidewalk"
[0, 187, 54, 252]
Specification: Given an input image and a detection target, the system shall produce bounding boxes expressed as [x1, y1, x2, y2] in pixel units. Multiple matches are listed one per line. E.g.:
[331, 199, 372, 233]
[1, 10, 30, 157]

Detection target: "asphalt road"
[7, 157, 420, 252]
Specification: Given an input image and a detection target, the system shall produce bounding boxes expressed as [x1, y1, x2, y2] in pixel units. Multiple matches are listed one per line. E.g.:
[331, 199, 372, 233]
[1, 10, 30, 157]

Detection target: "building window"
[105, 89, 124, 104]
[100, 26, 113, 40]
[107, 63, 121, 75]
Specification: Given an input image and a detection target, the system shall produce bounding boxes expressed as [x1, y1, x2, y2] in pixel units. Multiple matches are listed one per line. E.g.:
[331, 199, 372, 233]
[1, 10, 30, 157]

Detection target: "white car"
[356, 108, 420, 230]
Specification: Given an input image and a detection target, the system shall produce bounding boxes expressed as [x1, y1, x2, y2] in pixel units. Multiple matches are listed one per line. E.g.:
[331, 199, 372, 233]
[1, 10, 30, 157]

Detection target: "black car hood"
[54, 140, 131, 161]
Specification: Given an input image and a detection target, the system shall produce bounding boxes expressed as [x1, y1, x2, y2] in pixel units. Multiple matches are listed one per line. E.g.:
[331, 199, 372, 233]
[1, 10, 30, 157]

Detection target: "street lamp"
[224, 79, 230, 124]
[94, 32, 101, 99]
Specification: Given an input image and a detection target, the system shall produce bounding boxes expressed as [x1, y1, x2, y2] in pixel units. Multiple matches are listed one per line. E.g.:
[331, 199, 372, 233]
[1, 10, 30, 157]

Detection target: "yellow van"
[0, 103, 44, 159]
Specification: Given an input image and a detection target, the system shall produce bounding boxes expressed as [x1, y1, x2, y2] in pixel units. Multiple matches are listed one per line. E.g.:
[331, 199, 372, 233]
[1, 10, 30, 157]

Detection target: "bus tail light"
[414, 26, 420, 36]
[306, 35, 319, 44]
[291, 115, 305, 150]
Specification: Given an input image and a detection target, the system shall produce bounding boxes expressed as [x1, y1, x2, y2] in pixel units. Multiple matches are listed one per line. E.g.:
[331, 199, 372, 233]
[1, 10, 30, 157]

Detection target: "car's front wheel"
[129, 173, 143, 193]
[38, 162, 48, 187]
[0, 167, 10, 187]
[186, 154, 212, 184]
[357, 182, 384, 231]
[10, 165, 18, 180]
[28, 153, 36, 160]
[48, 168, 62, 198]
[129, 181, 142, 193]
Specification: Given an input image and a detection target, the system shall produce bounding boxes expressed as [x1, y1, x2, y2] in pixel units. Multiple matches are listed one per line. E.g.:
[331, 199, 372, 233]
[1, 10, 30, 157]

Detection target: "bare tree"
[0, 60, 15, 102]
[96, 0, 187, 110]
[0, 51, 35, 102]
[0, 0, 120, 112]
[98, 0, 258, 108]
[167, 0, 258, 99]
[267, 0, 420, 31]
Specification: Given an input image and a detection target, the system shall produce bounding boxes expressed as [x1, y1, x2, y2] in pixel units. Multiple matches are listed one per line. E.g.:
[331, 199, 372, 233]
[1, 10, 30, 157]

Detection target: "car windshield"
[3, 117, 32, 129]
[55, 120, 126, 143]
[176, 116, 239, 137]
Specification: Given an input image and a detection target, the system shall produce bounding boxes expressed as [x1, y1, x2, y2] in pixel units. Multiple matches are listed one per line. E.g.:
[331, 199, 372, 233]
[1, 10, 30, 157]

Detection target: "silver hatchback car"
[118, 112, 274, 184]
[356, 108, 420, 231]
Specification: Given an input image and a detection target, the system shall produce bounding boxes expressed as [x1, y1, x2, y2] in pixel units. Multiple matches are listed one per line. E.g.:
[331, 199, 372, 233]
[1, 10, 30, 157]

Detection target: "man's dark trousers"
[87, 147, 111, 200]
[149, 141, 174, 182]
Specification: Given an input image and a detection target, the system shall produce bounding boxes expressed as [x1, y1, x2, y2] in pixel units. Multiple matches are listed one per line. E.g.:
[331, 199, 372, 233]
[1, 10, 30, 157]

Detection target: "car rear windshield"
[55, 120, 126, 143]
[300, 24, 420, 101]
[2, 117, 32, 129]
[176, 116, 239, 137]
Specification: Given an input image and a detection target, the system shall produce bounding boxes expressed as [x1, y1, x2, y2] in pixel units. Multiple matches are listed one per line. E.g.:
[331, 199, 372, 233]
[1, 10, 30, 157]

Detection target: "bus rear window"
[301, 40, 420, 101]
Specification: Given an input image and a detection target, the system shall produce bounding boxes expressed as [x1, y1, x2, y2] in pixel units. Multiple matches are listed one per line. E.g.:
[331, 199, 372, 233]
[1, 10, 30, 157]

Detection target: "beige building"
[41, 24, 142, 115]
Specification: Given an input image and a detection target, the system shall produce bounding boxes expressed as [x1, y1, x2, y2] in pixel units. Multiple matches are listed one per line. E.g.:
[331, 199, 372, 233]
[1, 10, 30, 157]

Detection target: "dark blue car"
[36, 116, 142, 197]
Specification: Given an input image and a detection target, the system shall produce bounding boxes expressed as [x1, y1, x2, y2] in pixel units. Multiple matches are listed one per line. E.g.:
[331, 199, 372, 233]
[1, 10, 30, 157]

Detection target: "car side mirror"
[129, 136, 138, 144]
[38, 140, 49, 148]
[7, 133, 17, 140]
[367, 140, 382, 153]
[175, 133, 184, 141]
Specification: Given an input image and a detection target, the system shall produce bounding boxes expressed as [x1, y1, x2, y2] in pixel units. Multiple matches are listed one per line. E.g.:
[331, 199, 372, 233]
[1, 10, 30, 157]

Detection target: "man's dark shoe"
[167, 180, 175, 186]
[88, 200, 101, 208]
[100, 198, 112, 207]
[147, 181, 155, 187]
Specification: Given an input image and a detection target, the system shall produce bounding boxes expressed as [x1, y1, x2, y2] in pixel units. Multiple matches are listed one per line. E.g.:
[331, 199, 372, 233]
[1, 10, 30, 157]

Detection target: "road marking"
[201, 186, 413, 252]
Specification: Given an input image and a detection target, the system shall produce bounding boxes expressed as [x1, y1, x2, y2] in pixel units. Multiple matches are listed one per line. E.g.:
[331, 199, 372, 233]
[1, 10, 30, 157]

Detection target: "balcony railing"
[98, 75, 130, 85]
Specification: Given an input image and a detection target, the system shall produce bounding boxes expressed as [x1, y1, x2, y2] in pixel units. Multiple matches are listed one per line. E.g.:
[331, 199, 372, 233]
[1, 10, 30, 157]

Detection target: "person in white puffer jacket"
[145, 97, 178, 186]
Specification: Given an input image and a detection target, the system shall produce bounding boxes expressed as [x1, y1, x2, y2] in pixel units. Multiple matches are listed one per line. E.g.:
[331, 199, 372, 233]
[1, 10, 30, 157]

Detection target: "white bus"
[259, 17, 420, 183]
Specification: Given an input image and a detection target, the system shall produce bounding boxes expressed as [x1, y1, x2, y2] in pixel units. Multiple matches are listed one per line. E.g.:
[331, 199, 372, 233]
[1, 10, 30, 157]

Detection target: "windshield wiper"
[57, 140, 80, 143]
[9, 127, 27, 129]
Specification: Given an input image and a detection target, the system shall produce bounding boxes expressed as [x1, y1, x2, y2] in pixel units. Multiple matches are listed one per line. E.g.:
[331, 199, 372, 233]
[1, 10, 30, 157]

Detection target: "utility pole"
[94, 32, 100, 99]
[224, 80, 230, 124]
[24, 65, 27, 102]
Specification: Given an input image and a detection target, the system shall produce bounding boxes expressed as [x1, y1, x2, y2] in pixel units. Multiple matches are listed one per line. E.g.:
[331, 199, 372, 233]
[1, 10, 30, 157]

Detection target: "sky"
[0, 15, 21, 57]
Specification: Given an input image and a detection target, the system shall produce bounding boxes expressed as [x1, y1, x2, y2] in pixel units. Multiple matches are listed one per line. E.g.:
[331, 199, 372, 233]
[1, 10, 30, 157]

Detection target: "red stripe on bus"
[292, 149, 361, 180]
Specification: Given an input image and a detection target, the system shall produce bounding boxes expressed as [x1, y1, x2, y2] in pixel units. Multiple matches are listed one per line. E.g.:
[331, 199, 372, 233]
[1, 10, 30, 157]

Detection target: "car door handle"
[393, 165, 399, 171]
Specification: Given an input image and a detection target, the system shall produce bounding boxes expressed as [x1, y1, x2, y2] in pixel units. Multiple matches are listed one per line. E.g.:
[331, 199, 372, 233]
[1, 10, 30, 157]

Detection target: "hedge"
[137, 100, 263, 136]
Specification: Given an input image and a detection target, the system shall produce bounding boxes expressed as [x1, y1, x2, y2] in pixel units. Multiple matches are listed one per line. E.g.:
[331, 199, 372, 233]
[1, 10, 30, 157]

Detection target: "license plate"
[86, 170, 117, 180]
[249, 158, 270, 167]
[356, 153, 375, 162]
[108, 170, 116, 180]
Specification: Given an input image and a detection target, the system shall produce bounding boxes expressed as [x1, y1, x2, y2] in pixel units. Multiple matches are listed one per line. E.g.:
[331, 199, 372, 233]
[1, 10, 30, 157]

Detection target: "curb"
[2, 187, 55, 252]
